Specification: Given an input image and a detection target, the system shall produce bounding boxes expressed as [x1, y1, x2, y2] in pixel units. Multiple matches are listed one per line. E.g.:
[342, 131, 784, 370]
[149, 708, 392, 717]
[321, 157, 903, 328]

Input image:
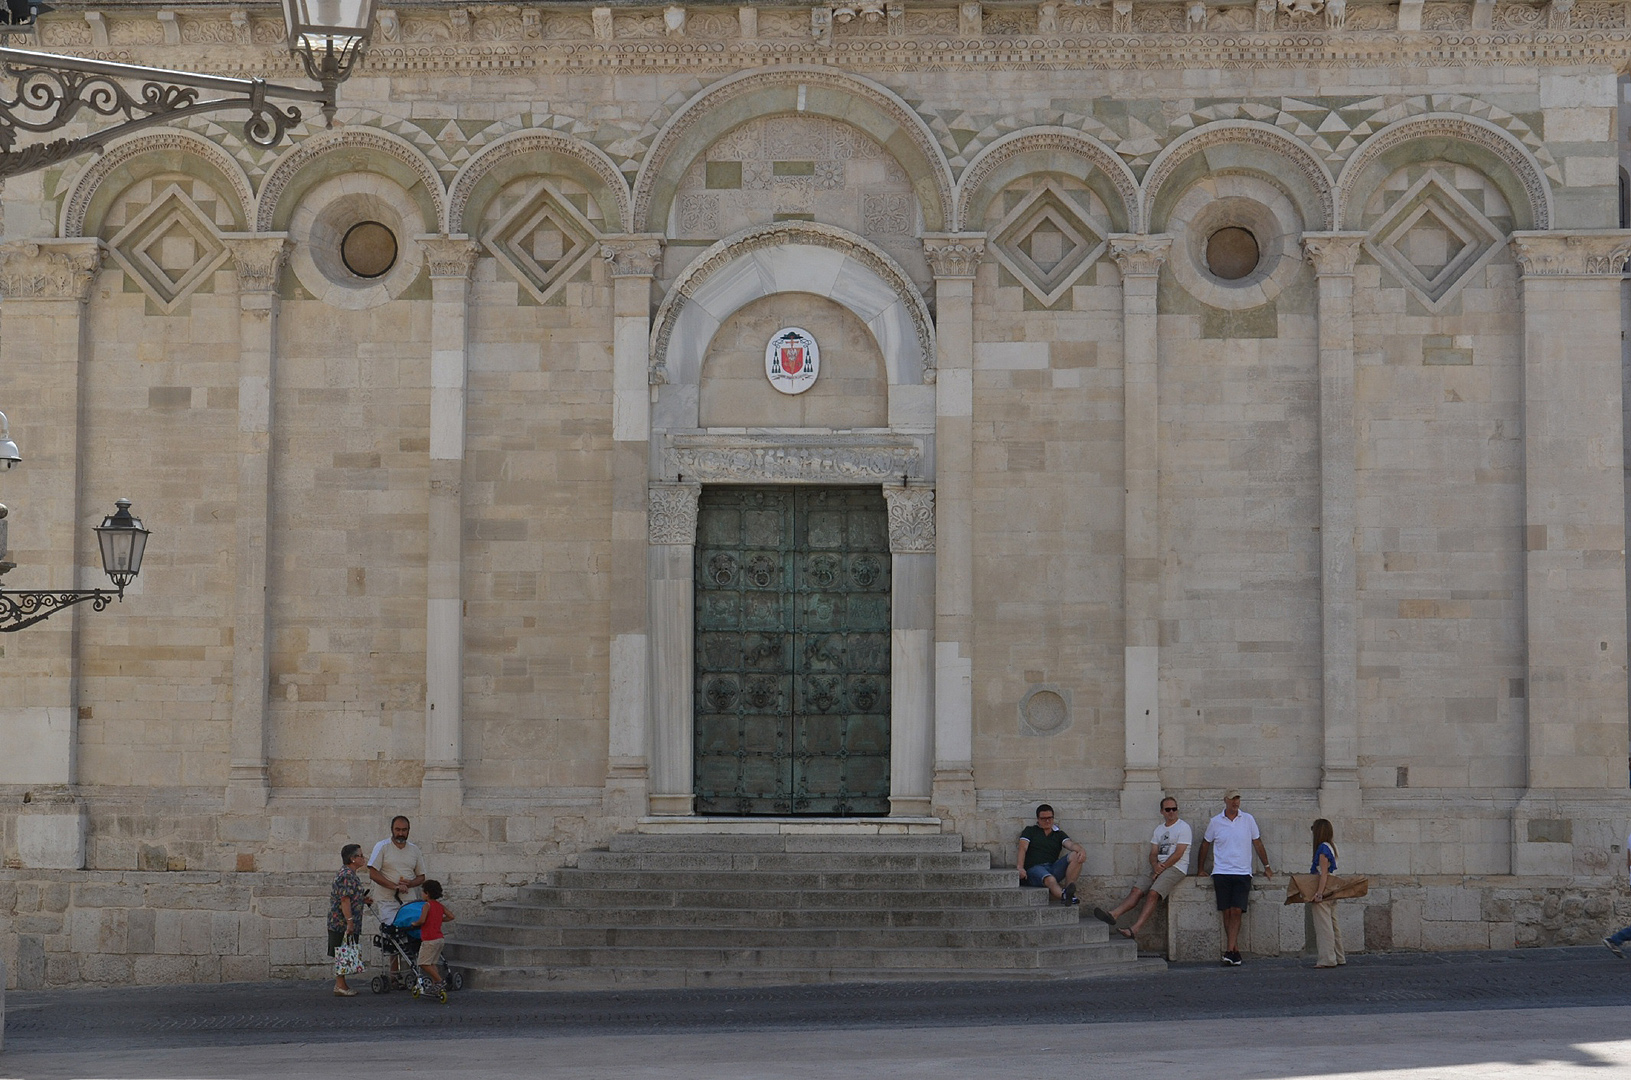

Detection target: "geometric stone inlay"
[107, 184, 231, 314]
[989, 181, 1106, 306]
[483, 180, 600, 304]
[1365, 170, 1504, 312]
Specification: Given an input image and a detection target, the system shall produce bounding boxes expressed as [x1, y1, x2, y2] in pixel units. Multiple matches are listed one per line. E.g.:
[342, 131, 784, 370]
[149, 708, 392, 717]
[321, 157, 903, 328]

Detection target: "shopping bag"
[1283, 873, 1369, 904]
[334, 938, 365, 976]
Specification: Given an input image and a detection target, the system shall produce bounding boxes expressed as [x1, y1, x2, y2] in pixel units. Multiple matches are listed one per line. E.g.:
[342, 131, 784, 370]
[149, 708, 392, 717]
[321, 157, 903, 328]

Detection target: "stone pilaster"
[220, 234, 291, 812]
[922, 233, 984, 827]
[1508, 230, 1631, 873]
[648, 481, 700, 815]
[0, 239, 102, 868]
[1301, 232, 1367, 817]
[417, 235, 482, 816]
[603, 234, 664, 821]
[1109, 234, 1171, 815]
[884, 483, 935, 817]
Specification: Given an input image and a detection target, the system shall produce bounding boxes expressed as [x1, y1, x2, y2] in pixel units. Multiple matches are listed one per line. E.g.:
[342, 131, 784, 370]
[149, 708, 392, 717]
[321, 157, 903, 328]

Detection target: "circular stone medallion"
[765, 327, 820, 395]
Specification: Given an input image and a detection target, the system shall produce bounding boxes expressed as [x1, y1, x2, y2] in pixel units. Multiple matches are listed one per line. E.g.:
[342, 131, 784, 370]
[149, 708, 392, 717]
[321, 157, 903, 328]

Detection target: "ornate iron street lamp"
[0, 0, 378, 181]
[0, 497, 150, 631]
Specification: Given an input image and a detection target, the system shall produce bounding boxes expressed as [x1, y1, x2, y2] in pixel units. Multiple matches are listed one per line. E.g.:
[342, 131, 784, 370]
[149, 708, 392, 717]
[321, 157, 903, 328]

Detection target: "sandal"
[1092, 907, 1116, 926]
[1118, 927, 1135, 938]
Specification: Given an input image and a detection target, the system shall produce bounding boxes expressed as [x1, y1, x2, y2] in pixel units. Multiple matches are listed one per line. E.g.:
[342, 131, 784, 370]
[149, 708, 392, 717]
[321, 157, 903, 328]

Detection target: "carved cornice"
[416, 235, 482, 279]
[601, 234, 665, 277]
[662, 433, 927, 484]
[0, 240, 104, 302]
[1108, 234, 1173, 277]
[1300, 231, 1367, 276]
[922, 234, 987, 279]
[221, 235, 291, 294]
[1509, 231, 1631, 278]
[648, 482, 701, 545]
[883, 486, 936, 553]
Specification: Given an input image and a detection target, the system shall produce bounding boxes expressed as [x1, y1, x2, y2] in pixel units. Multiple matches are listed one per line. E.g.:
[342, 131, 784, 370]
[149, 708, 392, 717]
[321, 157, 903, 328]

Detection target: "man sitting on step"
[1016, 804, 1085, 905]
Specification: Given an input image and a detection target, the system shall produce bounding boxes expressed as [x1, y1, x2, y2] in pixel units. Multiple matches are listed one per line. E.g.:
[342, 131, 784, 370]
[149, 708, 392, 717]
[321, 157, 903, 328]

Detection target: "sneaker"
[1225, 950, 1243, 966]
[1062, 883, 1077, 903]
[1060, 892, 1079, 905]
[1605, 937, 1625, 958]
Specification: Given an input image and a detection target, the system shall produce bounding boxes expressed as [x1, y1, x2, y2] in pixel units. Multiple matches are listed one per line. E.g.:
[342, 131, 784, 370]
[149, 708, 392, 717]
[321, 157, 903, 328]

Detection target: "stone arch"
[631, 67, 954, 234]
[1142, 120, 1335, 233]
[1336, 113, 1551, 231]
[955, 128, 1139, 233]
[256, 127, 445, 234]
[62, 129, 253, 238]
[650, 221, 935, 395]
[448, 129, 631, 235]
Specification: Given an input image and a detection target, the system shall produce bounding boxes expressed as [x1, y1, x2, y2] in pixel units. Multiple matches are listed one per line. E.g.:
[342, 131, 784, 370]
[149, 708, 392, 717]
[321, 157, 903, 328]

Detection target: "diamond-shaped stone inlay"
[1365, 170, 1504, 312]
[108, 184, 230, 313]
[483, 181, 600, 304]
[989, 182, 1106, 306]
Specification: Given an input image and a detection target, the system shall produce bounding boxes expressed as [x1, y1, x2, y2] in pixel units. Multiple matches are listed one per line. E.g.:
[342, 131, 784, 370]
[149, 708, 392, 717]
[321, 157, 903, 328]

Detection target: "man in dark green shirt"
[1016, 803, 1085, 904]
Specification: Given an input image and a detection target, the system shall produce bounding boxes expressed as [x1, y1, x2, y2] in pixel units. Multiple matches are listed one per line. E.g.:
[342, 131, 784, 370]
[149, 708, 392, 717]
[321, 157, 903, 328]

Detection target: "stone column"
[922, 234, 983, 826]
[648, 482, 700, 815]
[1509, 231, 1631, 872]
[885, 483, 936, 817]
[1109, 234, 1171, 815]
[417, 235, 481, 816]
[0, 239, 103, 868]
[1301, 232, 1367, 816]
[603, 235, 663, 821]
[221, 235, 291, 812]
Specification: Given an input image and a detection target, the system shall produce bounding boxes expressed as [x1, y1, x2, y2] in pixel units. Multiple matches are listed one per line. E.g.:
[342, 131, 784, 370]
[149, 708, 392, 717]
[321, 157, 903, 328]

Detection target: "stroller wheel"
[437, 988, 448, 1004]
[370, 975, 387, 994]
[447, 969, 464, 992]
[410, 982, 421, 999]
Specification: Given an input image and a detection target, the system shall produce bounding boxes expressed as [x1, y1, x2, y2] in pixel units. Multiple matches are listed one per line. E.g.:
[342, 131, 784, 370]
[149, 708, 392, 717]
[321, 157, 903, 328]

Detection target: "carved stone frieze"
[1510, 231, 1631, 277]
[601, 234, 666, 277]
[417, 235, 482, 279]
[649, 483, 702, 545]
[222, 235, 291, 293]
[922, 234, 987, 278]
[0, 240, 104, 302]
[1108, 234, 1173, 277]
[1300, 231, 1367, 276]
[883, 486, 936, 553]
[662, 434, 927, 484]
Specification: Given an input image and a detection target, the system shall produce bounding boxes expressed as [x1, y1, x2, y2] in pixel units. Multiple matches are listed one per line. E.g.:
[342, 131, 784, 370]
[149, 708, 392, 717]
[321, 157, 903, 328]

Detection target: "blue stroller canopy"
[391, 900, 425, 937]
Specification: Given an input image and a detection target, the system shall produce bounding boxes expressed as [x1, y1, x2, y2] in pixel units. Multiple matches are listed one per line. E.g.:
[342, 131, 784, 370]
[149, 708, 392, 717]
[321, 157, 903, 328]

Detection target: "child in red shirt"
[412, 879, 455, 990]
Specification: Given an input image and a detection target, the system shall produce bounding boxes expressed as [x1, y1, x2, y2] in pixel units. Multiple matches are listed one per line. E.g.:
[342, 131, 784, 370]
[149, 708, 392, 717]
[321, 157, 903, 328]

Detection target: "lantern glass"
[95, 498, 150, 589]
[282, 0, 377, 51]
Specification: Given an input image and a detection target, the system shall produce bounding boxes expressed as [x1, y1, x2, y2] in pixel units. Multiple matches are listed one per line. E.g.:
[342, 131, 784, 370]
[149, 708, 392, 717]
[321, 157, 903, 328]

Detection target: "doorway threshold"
[634, 816, 944, 835]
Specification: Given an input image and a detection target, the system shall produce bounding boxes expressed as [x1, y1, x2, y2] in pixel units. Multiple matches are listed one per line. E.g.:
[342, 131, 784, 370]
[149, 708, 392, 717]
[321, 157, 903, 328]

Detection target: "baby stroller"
[369, 900, 463, 999]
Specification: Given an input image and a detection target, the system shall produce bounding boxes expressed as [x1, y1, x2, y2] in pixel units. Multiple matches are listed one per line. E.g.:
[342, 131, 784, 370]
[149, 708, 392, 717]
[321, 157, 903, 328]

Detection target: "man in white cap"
[1196, 789, 1272, 966]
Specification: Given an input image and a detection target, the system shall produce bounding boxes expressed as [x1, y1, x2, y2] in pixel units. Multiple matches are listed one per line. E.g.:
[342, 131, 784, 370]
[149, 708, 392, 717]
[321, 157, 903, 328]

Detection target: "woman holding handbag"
[329, 843, 372, 996]
[1309, 819, 1346, 968]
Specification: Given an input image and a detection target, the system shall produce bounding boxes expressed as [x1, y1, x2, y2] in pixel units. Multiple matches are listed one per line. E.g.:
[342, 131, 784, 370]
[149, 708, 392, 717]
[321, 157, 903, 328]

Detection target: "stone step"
[607, 832, 967, 854]
[548, 868, 1021, 891]
[576, 850, 996, 872]
[478, 902, 1084, 930]
[523, 886, 1052, 910]
[444, 941, 1118, 971]
[456, 921, 1109, 950]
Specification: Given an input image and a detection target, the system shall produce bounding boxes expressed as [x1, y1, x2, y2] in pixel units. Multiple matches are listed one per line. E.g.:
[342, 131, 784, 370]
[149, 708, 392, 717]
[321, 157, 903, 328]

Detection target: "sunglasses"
[1162, 806, 1179, 812]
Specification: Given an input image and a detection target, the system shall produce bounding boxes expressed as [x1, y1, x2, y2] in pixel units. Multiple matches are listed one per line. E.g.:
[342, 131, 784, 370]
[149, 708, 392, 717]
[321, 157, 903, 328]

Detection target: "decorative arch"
[1142, 120, 1336, 233]
[631, 67, 955, 234]
[256, 127, 445, 233]
[1336, 113, 1552, 231]
[448, 129, 631, 234]
[955, 128, 1139, 233]
[650, 220, 935, 391]
[62, 129, 253, 237]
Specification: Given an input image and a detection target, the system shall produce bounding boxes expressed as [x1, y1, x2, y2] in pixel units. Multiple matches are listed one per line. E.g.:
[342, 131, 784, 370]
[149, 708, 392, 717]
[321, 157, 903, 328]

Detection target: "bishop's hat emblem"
[765, 327, 820, 395]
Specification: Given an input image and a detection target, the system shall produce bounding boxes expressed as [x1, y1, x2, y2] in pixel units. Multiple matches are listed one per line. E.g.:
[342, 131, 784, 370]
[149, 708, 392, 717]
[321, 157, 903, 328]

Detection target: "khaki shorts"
[418, 938, 444, 967]
[1132, 866, 1186, 899]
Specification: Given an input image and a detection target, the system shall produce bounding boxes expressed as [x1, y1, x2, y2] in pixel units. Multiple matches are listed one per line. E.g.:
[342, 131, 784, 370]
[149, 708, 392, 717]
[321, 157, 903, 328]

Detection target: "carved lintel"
[884, 485, 935, 554]
[663, 434, 926, 484]
[0, 240, 104, 303]
[959, 0, 983, 33]
[1300, 231, 1366, 277]
[1108, 234, 1172, 278]
[222, 235, 291, 295]
[602, 234, 665, 278]
[1510, 231, 1631, 278]
[922, 233, 987, 279]
[416, 235, 482, 280]
[649, 483, 701, 545]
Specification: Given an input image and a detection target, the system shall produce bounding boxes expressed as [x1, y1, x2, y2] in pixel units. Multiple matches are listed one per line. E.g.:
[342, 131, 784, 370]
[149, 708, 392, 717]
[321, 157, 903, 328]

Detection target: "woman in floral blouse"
[329, 843, 371, 996]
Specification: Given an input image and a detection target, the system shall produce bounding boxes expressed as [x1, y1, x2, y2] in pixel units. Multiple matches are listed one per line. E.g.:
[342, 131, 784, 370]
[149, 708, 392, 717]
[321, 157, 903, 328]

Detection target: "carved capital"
[1510, 231, 1631, 279]
[1108, 234, 1172, 278]
[0, 240, 103, 302]
[884, 485, 935, 554]
[222, 235, 291, 294]
[416, 235, 482, 280]
[1300, 231, 1366, 277]
[649, 483, 701, 545]
[601, 234, 665, 278]
[922, 233, 986, 279]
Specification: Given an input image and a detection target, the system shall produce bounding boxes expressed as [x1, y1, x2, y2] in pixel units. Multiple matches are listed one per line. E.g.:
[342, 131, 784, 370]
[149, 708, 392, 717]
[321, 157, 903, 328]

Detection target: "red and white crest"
[765, 327, 820, 394]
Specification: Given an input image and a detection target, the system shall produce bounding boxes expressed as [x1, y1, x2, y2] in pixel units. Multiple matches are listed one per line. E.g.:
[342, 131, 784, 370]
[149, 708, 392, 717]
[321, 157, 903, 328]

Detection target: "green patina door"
[694, 486, 891, 815]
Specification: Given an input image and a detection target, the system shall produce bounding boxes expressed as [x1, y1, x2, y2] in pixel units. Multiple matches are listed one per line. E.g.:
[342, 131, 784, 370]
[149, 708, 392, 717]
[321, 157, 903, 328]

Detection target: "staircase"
[445, 830, 1139, 989]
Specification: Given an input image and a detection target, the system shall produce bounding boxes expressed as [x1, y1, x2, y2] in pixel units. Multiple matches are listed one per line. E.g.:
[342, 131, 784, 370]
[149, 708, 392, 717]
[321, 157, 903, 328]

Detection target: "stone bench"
[1166, 874, 1365, 962]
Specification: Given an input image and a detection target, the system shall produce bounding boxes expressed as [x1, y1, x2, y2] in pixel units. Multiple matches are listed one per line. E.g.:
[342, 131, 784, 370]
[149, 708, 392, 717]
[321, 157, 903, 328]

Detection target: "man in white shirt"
[1196, 789, 1273, 966]
[1093, 795, 1191, 942]
[368, 814, 427, 926]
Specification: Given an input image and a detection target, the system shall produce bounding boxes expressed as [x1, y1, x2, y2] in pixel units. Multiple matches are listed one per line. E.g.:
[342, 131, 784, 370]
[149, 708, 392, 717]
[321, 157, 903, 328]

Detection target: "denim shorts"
[1025, 855, 1072, 887]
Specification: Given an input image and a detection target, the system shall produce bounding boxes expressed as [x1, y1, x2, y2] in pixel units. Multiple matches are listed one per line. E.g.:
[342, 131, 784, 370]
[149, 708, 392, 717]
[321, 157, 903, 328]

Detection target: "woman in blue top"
[1309, 818, 1345, 968]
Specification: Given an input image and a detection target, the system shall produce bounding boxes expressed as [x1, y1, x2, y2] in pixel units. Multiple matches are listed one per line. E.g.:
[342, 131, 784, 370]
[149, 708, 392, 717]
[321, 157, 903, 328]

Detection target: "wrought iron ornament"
[0, 586, 121, 632]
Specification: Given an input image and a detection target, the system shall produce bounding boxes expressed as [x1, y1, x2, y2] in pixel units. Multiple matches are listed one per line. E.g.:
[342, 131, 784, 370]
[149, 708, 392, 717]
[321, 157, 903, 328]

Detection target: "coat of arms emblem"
[765, 327, 820, 395]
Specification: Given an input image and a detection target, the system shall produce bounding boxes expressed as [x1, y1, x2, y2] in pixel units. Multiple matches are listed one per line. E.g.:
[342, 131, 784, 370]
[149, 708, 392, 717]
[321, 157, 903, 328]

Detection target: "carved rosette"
[602, 234, 665, 277]
[883, 486, 936, 554]
[1108, 234, 1173, 277]
[417, 236, 482, 280]
[0, 240, 104, 302]
[1300, 232, 1366, 277]
[1510, 231, 1631, 278]
[922, 234, 987, 279]
[222, 235, 291, 294]
[649, 483, 701, 545]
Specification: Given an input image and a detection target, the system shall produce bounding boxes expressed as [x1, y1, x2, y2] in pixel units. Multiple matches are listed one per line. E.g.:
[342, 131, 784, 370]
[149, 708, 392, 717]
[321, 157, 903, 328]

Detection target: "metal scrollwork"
[0, 588, 119, 632]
